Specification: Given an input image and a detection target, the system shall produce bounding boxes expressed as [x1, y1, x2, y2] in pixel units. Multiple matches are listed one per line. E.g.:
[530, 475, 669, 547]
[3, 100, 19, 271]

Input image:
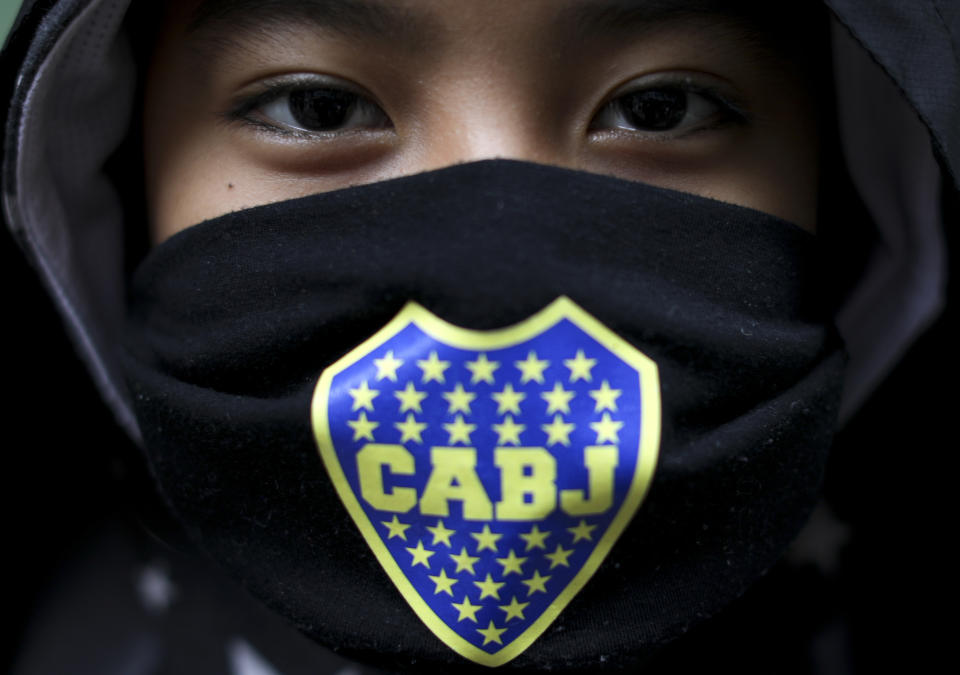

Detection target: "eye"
[231, 75, 392, 137]
[590, 79, 746, 137]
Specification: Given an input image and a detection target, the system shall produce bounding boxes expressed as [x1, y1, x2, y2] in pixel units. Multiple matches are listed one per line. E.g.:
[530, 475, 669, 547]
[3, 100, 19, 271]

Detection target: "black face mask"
[123, 160, 844, 672]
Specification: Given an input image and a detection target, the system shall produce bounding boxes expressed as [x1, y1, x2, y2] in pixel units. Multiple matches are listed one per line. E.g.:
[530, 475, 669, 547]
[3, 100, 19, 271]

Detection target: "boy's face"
[145, 0, 820, 242]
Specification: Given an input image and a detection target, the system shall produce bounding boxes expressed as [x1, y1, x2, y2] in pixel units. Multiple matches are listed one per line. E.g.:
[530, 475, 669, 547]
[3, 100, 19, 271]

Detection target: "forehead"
[144, 0, 825, 88]
[177, 0, 810, 51]
[189, 0, 760, 28]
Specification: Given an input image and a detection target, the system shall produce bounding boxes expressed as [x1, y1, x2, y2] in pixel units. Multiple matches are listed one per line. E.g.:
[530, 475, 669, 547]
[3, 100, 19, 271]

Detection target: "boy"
[2, 1, 955, 673]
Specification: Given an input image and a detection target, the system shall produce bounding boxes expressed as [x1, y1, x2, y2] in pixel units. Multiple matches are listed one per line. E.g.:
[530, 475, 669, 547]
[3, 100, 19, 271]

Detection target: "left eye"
[590, 86, 737, 136]
[260, 88, 390, 133]
[234, 78, 393, 136]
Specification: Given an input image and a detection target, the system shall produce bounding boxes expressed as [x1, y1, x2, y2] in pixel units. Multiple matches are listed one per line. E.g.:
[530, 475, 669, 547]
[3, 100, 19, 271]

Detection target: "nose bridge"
[411, 67, 571, 170]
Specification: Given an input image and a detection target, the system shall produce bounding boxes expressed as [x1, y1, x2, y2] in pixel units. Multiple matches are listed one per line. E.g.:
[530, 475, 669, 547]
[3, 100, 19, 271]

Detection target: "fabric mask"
[123, 160, 845, 672]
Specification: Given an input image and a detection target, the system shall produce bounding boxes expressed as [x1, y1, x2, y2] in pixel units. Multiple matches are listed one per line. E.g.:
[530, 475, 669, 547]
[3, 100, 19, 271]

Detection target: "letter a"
[420, 447, 493, 520]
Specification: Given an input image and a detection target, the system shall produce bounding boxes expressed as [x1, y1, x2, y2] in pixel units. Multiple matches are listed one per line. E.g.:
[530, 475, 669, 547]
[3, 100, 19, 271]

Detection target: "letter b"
[494, 447, 557, 520]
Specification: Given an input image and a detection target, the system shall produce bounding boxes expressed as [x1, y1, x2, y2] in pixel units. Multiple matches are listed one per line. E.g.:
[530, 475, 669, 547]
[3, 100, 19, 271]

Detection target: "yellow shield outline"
[310, 296, 661, 667]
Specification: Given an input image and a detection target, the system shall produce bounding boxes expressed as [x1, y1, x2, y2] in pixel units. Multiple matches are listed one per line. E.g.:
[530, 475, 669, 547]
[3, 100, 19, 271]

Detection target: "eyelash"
[227, 76, 392, 139]
[590, 80, 749, 138]
[226, 74, 748, 141]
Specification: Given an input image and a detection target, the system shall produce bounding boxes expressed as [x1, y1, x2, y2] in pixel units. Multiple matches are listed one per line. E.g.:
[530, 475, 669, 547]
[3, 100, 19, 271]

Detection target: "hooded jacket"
[1, 1, 955, 673]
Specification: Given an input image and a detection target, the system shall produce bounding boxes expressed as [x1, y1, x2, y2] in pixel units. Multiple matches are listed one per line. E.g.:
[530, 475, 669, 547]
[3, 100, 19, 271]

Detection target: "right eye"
[234, 76, 392, 136]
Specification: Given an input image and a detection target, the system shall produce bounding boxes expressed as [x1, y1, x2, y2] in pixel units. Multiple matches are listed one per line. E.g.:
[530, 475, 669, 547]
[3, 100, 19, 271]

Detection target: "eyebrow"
[567, 0, 734, 29]
[563, 0, 816, 65]
[189, 0, 435, 44]
[561, 0, 789, 45]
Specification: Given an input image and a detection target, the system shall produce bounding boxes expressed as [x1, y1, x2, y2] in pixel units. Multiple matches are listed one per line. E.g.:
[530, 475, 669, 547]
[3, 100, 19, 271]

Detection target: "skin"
[144, 0, 821, 243]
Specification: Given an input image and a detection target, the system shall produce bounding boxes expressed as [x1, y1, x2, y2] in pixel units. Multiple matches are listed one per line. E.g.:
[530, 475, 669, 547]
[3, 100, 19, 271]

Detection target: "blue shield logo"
[311, 297, 660, 666]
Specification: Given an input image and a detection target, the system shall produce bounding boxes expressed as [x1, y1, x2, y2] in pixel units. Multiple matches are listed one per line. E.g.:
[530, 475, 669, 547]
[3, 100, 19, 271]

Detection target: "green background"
[1, 0, 23, 50]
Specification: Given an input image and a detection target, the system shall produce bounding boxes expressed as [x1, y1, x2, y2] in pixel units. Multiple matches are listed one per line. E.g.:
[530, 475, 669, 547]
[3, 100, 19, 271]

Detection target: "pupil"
[622, 89, 687, 130]
[288, 89, 356, 130]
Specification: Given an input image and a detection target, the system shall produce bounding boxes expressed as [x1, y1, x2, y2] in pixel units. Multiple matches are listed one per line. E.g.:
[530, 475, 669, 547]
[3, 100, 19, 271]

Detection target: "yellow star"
[589, 380, 622, 412]
[477, 620, 507, 646]
[568, 519, 597, 543]
[394, 381, 428, 413]
[495, 549, 528, 576]
[541, 381, 575, 414]
[405, 540, 435, 568]
[450, 547, 480, 574]
[491, 382, 526, 415]
[428, 568, 458, 596]
[465, 353, 500, 384]
[381, 515, 410, 541]
[442, 414, 476, 445]
[451, 595, 482, 622]
[521, 569, 550, 595]
[498, 596, 530, 622]
[541, 414, 575, 446]
[518, 524, 550, 551]
[426, 520, 456, 547]
[590, 412, 623, 444]
[514, 351, 550, 384]
[373, 350, 404, 381]
[492, 415, 525, 445]
[473, 573, 505, 600]
[347, 411, 378, 442]
[394, 413, 427, 443]
[563, 349, 597, 382]
[470, 524, 502, 553]
[544, 544, 574, 569]
[348, 380, 379, 411]
[442, 383, 476, 414]
[417, 350, 450, 383]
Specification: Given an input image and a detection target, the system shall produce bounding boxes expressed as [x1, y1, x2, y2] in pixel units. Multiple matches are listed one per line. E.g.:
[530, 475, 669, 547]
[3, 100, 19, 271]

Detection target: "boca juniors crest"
[311, 297, 660, 666]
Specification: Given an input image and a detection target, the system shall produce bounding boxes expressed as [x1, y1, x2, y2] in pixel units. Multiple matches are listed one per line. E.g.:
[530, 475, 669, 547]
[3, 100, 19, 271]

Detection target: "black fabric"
[12, 517, 388, 675]
[123, 160, 845, 672]
[825, 0, 960, 185]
